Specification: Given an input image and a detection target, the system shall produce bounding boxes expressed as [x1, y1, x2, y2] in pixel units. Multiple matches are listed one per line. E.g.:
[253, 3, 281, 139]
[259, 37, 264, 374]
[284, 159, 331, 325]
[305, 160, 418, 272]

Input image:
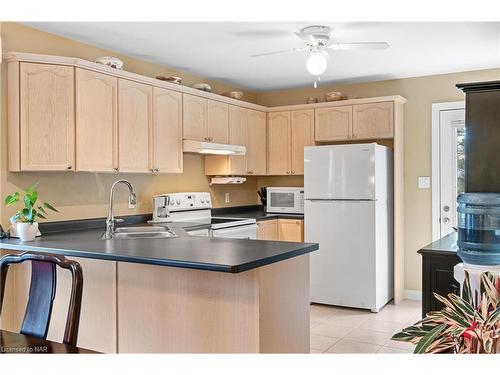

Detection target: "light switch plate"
[225, 192, 230, 203]
[418, 176, 431, 189]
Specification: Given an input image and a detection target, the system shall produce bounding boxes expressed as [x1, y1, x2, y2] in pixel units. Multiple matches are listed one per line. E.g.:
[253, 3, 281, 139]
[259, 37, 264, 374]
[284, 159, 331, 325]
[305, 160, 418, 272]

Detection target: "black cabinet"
[421, 253, 461, 317]
[418, 233, 462, 318]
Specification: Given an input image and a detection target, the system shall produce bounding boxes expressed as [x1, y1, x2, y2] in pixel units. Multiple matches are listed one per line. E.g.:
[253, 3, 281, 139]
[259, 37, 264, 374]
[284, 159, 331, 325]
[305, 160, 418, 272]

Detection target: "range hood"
[183, 140, 246, 155]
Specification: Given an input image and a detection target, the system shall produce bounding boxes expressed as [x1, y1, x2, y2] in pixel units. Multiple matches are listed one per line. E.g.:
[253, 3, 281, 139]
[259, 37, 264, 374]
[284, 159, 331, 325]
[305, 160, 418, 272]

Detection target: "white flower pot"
[17, 222, 39, 242]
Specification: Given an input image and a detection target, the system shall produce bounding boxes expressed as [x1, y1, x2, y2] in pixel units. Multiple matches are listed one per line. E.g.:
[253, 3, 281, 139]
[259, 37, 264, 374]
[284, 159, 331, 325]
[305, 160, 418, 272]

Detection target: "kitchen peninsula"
[0, 221, 317, 353]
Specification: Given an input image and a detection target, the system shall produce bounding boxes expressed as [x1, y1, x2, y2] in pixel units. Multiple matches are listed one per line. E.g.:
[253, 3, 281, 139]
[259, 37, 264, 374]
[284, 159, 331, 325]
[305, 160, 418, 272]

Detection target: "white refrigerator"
[304, 143, 393, 312]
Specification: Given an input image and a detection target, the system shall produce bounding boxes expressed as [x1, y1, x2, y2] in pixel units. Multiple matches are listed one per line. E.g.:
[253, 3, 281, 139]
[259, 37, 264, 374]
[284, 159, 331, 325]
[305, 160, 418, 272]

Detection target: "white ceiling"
[24, 22, 500, 92]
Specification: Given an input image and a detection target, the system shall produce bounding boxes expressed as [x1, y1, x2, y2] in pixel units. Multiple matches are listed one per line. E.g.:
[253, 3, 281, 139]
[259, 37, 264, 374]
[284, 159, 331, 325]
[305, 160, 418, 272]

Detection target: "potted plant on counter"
[4, 183, 59, 241]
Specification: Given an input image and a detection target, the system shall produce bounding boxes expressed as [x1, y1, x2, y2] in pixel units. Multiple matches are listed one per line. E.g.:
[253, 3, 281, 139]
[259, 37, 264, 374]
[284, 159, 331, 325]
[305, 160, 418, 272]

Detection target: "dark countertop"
[0, 221, 317, 273]
[212, 205, 304, 221]
[418, 232, 458, 256]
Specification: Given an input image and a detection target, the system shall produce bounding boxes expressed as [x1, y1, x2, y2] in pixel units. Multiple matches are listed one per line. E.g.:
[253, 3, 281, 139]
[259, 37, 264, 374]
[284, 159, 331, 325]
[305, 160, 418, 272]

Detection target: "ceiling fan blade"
[326, 42, 389, 50]
[250, 47, 308, 58]
[294, 31, 316, 45]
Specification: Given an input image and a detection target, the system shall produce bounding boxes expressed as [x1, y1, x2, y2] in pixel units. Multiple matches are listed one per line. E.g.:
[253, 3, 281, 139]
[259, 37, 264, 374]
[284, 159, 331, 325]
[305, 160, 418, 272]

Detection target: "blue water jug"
[457, 193, 500, 266]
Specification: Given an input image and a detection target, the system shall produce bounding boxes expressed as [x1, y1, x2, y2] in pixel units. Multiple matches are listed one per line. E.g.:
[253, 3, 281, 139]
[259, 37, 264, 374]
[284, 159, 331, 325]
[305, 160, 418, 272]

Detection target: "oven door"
[211, 224, 258, 239]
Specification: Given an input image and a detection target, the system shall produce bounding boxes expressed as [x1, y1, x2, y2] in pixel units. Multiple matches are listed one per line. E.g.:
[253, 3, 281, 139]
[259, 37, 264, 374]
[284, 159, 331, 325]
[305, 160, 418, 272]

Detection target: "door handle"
[443, 205, 450, 212]
[442, 217, 450, 224]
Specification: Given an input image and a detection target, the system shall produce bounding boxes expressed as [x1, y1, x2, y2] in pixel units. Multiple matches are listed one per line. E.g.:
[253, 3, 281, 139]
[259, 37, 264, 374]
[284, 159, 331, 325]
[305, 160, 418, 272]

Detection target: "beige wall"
[0, 22, 260, 226]
[3, 21, 500, 292]
[256, 68, 500, 291]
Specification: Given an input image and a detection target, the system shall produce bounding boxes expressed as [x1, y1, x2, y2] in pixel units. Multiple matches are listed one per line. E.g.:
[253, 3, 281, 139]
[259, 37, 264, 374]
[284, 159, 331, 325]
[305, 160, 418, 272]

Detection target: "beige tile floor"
[310, 299, 421, 354]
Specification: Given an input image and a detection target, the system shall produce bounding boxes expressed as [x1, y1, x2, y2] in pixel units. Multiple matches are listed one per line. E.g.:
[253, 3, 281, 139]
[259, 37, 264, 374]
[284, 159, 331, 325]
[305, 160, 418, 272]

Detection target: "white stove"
[150, 192, 257, 239]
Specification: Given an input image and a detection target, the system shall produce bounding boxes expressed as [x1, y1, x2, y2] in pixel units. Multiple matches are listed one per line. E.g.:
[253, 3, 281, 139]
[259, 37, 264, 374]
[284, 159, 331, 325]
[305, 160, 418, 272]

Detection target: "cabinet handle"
[156, 168, 160, 173]
[291, 171, 295, 174]
[66, 165, 72, 170]
[286, 171, 290, 174]
[352, 134, 356, 138]
[114, 167, 119, 172]
[247, 171, 253, 174]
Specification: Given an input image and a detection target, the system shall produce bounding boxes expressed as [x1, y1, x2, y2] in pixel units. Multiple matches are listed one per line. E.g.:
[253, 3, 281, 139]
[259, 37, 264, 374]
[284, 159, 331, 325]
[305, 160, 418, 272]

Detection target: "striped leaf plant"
[392, 271, 500, 354]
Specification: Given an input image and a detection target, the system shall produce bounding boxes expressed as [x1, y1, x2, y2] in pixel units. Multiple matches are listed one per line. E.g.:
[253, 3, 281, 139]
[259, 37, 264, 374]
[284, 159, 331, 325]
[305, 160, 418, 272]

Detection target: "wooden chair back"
[0, 252, 83, 346]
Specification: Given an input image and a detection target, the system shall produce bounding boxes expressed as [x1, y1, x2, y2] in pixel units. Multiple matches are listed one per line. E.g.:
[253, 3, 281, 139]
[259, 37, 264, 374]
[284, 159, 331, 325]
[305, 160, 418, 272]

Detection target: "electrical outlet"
[225, 192, 230, 203]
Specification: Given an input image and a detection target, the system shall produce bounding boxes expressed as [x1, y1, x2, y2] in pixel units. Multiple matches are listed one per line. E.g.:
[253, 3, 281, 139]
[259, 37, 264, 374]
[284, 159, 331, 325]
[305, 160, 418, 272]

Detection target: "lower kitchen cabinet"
[257, 219, 304, 242]
[278, 219, 304, 242]
[257, 219, 278, 240]
[418, 237, 462, 318]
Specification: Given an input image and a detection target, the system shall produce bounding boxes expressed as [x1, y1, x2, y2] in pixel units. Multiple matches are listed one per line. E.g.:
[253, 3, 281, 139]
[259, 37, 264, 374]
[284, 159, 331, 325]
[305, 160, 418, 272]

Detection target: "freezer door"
[304, 144, 376, 200]
[306, 199, 377, 309]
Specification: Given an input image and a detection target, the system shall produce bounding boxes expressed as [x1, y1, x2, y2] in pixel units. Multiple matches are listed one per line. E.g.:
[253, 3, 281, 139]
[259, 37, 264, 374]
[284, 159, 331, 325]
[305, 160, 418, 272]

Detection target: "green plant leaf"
[462, 271, 473, 306]
[25, 182, 39, 193]
[414, 324, 446, 354]
[43, 202, 59, 212]
[37, 205, 47, 214]
[26, 190, 38, 205]
[484, 306, 500, 327]
[4, 192, 20, 206]
[36, 212, 47, 220]
[23, 194, 33, 210]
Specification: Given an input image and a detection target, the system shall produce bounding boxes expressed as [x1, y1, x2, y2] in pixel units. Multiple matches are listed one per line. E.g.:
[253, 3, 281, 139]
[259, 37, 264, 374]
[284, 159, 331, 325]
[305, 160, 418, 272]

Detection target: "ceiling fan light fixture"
[306, 51, 328, 76]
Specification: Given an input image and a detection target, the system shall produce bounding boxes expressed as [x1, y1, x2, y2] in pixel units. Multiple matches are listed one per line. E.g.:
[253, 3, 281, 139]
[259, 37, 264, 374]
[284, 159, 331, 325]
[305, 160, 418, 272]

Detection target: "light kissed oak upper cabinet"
[152, 87, 183, 173]
[267, 111, 291, 175]
[75, 68, 118, 172]
[182, 94, 207, 141]
[315, 102, 394, 142]
[246, 110, 267, 175]
[352, 102, 394, 139]
[268, 110, 314, 175]
[18, 63, 75, 171]
[290, 109, 314, 175]
[314, 106, 352, 142]
[204, 108, 267, 176]
[118, 79, 153, 173]
[207, 100, 229, 143]
[183, 94, 229, 143]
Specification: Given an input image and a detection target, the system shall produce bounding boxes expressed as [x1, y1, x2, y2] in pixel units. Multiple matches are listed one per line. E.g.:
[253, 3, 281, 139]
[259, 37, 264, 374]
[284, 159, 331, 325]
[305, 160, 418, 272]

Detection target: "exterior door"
[438, 108, 465, 238]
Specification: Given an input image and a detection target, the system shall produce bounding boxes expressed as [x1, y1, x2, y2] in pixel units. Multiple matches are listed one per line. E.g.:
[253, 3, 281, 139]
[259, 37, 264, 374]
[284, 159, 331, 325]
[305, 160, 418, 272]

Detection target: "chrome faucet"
[104, 179, 137, 239]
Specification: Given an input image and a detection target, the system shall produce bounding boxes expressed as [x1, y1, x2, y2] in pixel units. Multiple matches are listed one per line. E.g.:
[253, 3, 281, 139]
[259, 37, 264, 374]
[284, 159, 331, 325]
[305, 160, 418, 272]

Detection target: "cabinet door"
[208, 100, 229, 143]
[257, 219, 278, 240]
[152, 87, 183, 173]
[228, 106, 247, 174]
[277, 219, 303, 242]
[290, 110, 314, 175]
[352, 102, 394, 139]
[20, 63, 75, 171]
[118, 79, 152, 173]
[183, 94, 207, 141]
[268, 112, 291, 175]
[314, 106, 352, 142]
[246, 110, 267, 175]
[75, 68, 118, 172]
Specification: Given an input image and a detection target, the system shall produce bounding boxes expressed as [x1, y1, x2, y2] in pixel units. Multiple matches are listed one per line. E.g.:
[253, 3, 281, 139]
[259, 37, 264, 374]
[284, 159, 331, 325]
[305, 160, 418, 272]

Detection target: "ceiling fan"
[251, 25, 389, 87]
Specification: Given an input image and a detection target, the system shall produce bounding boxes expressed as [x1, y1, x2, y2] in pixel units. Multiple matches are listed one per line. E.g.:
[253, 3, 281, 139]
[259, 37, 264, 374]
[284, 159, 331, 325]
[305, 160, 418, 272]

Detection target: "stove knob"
[201, 199, 205, 204]
[206, 198, 210, 204]
[176, 199, 181, 205]
[170, 200, 175, 206]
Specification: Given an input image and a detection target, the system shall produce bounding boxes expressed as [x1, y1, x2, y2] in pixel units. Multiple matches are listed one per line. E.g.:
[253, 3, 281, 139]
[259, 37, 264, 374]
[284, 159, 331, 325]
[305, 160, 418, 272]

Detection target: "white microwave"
[266, 187, 304, 214]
